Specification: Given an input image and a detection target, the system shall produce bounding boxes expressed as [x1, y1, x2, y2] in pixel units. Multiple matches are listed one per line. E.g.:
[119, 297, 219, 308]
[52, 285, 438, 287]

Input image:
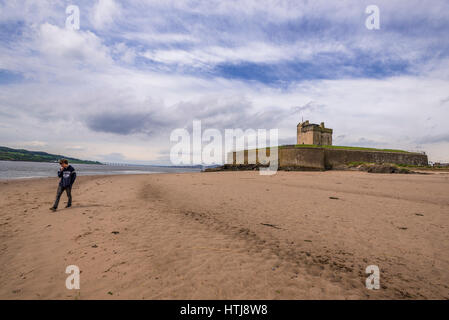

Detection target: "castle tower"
[297, 120, 333, 145]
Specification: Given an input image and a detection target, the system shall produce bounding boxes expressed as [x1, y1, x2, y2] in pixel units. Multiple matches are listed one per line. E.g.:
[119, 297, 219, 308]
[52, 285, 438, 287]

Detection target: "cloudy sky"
[0, 0, 448, 164]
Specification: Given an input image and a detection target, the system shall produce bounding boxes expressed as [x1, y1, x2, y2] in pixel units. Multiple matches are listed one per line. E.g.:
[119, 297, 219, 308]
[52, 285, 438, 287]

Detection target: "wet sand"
[0, 171, 448, 299]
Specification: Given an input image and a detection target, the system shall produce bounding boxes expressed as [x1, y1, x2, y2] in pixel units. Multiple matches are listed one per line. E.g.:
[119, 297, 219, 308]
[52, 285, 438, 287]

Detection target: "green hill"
[0, 146, 102, 164]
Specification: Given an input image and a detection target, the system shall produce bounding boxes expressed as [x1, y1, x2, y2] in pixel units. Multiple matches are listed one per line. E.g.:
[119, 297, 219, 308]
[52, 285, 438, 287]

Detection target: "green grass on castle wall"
[243, 144, 411, 153]
[282, 144, 411, 153]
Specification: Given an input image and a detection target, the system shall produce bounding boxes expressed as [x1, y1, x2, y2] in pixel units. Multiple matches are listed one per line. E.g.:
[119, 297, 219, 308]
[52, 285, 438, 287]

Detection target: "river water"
[0, 160, 201, 180]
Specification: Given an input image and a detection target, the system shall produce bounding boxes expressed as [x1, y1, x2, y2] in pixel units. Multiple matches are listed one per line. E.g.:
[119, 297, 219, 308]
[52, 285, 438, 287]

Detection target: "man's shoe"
[65, 205, 71, 208]
[49, 207, 57, 212]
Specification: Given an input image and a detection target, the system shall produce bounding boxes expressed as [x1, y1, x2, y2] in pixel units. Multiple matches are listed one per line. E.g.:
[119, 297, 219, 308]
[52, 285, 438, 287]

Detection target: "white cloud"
[142, 41, 350, 67]
[120, 32, 199, 45]
[91, 0, 121, 30]
[37, 23, 113, 68]
[65, 145, 85, 151]
[15, 140, 48, 148]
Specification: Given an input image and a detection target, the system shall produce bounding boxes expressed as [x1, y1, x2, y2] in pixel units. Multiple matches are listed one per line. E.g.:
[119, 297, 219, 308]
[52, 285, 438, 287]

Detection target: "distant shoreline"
[0, 145, 102, 165]
[0, 159, 104, 165]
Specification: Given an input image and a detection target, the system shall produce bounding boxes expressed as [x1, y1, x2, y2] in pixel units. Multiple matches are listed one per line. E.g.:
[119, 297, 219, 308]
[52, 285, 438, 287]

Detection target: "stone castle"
[297, 120, 333, 146]
[226, 120, 428, 169]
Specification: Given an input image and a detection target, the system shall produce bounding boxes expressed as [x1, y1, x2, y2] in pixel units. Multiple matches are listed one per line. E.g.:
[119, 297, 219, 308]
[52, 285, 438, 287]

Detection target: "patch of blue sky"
[209, 52, 410, 84]
[0, 20, 25, 44]
[0, 69, 24, 85]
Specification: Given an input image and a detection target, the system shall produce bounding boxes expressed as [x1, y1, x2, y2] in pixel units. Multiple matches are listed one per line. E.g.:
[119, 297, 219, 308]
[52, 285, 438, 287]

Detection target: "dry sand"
[0, 171, 448, 299]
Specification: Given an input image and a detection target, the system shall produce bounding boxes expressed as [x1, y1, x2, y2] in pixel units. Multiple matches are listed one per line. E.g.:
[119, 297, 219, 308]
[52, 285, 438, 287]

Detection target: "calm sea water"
[0, 160, 201, 180]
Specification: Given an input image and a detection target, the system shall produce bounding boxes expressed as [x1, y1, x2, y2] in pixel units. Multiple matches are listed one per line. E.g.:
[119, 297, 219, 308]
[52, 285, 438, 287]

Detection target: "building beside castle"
[297, 120, 333, 145]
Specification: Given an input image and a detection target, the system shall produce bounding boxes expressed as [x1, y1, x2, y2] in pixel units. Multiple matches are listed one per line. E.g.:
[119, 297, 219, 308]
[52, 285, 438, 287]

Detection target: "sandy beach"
[0, 171, 448, 299]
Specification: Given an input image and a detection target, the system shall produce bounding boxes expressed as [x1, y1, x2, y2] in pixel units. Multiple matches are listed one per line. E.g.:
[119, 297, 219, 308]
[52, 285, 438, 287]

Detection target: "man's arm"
[70, 170, 77, 185]
[58, 167, 63, 178]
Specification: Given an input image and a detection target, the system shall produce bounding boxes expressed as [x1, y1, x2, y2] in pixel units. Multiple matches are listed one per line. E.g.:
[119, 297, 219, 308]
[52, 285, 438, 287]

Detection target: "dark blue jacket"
[58, 165, 76, 188]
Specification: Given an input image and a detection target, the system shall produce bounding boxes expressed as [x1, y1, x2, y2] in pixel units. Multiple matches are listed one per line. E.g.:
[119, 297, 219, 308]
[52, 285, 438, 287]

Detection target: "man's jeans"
[53, 185, 72, 209]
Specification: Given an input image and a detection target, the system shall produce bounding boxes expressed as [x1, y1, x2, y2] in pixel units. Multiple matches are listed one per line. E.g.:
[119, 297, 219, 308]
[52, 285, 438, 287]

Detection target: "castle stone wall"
[324, 149, 428, 168]
[321, 132, 332, 146]
[228, 147, 428, 169]
[279, 147, 325, 169]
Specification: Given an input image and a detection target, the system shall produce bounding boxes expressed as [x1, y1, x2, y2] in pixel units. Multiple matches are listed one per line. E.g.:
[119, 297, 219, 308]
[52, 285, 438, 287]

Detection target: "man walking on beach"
[50, 159, 76, 211]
